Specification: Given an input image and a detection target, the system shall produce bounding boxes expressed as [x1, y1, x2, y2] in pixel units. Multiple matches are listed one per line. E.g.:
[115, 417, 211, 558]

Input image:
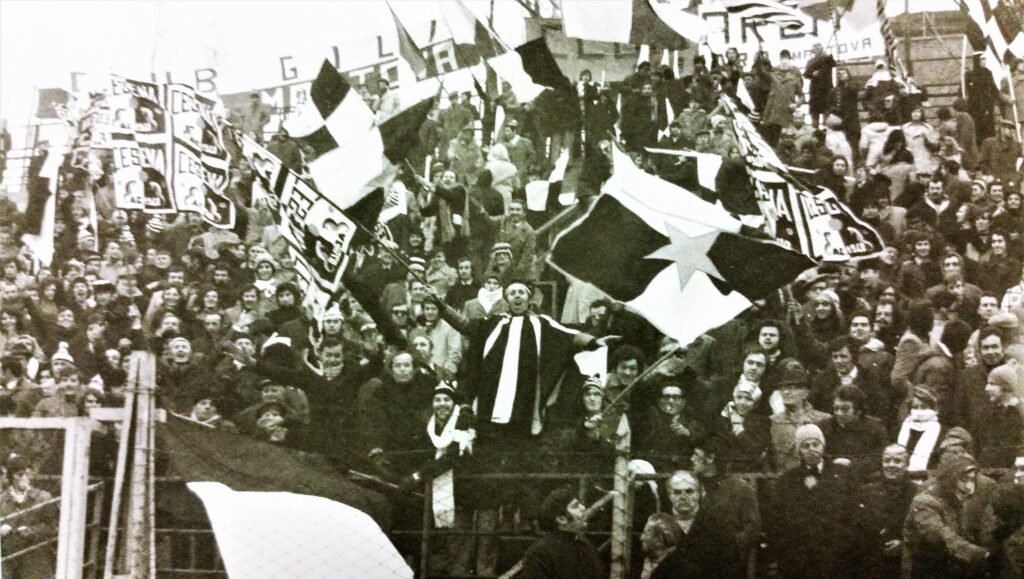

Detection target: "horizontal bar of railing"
[0, 534, 59, 562]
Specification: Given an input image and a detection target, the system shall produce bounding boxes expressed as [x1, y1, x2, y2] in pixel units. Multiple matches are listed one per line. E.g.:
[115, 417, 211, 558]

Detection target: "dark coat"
[844, 473, 918, 579]
[518, 532, 602, 579]
[804, 53, 836, 116]
[766, 461, 854, 578]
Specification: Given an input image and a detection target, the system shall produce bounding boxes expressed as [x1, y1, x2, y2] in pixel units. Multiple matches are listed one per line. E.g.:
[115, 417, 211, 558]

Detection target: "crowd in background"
[1, 43, 1024, 578]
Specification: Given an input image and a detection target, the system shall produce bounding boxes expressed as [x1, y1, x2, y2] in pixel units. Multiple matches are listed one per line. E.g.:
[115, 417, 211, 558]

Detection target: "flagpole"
[961, 35, 968, 99]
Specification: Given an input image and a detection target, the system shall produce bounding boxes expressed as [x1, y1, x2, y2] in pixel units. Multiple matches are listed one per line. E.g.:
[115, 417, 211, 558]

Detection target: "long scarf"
[897, 413, 941, 472]
[484, 316, 542, 428]
[426, 405, 470, 528]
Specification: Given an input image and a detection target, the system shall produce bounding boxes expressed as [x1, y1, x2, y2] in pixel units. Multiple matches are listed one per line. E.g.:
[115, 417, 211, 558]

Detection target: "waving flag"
[721, 97, 884, 261]
[960, 0, 1024, 85]
[717, 0, 813, 31]
[188, 482, 409, 579]
[561, 0, 692, 48]
[549, 147, 812, 346]
[283, 60, 434, 210]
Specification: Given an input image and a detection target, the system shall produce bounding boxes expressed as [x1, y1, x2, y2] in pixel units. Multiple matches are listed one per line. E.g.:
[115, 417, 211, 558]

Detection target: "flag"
[188, 482, 411, 579]
[387, 1, 432, 81]
[488, 37, 573, 105]
[960, 0, 1024, 85]
[21, 147, 66, 266]
[561, 0, 691, 48]
[876, 0, 910, 83]
[646, 0, 718, 45]
[722, 97, 885, 261]
[549, 146, 812, 346]
[717, 0, 813, 31]
[158, 415, 391, 526]
[525, 149, 570, 211]
[284, 60, 435, 210]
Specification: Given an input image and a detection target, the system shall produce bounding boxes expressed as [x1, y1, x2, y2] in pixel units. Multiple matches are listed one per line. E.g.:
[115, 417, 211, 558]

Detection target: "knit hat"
[146, 216, 166, 235]
[774, 358, 809, 388]
[732, 382, 762, 402]
[491, 242, 513, 257]
[434, 382, 457, 400]
[51, 342, 75, 365]
[408, 257, 427, 271]
[323, 303, 343, 321]
[824, 115, 843, 130]
[794, 424, 825, 447]
[582, 375, 605, 395]
[988, 361, 1020, 392]
[167, 336, 192, 354]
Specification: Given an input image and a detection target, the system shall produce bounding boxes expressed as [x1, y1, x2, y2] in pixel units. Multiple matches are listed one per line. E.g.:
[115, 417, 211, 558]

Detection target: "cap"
[794, 424, 825, 446]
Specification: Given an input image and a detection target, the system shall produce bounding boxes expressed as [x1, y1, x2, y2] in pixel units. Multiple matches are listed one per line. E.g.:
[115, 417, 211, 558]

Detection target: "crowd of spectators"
[1, 45, 1024, 578]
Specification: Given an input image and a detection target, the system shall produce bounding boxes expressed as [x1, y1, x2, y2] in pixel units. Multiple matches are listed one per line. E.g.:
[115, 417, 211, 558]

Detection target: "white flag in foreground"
[188, 482, 413, 579]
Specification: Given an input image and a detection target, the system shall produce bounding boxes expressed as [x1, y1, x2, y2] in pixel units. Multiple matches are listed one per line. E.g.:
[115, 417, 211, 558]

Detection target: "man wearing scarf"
[433, 281, 615, 442]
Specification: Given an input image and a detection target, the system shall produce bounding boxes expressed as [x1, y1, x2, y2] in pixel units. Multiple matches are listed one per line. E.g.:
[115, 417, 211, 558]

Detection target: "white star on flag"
[646, 223, 724, 289]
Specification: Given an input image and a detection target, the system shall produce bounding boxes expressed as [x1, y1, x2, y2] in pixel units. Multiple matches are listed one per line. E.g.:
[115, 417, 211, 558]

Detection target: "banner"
[724, 97, 883, 261]
[62, 74, 236, 227]
[241, 137, 357, 306]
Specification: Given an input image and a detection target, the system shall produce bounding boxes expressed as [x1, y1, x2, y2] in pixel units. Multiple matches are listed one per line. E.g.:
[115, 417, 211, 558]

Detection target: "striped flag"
[875, 0, 910, 83]
[959, 0, 1024, 85]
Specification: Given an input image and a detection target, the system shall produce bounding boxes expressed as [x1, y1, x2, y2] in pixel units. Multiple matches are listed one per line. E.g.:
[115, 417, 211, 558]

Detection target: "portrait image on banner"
[109, 77, 166, 136]
[202, 191, 236, 230]
[111, 142, 147, 211]
[278, 179, 355, 289]
[171, 143, 210, 213]
[136, 142, 175, 214]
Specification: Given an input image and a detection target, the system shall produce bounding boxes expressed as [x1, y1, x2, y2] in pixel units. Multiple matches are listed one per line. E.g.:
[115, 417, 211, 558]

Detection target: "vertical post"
[55, 417, 95, 579]
[609, 414, 631, 579]
[125, 352, 156, 576]
[419, 478, 433, 578]
[104, 352, 139, 578]
[961, 35, 969, 99]
[87, 483, 105, 579]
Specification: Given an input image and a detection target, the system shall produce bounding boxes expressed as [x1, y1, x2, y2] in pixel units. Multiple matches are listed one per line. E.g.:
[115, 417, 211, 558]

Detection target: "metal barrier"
[0, 480, 105, 579]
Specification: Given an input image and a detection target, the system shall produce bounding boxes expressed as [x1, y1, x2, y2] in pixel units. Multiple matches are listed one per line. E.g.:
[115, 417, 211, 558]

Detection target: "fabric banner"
[64, 74, 235, 226]
[724, 97, 883, 261]
[241, 136, 357, 300]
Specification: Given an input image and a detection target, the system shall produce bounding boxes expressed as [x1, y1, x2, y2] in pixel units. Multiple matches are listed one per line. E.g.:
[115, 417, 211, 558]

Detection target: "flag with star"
[549, 146, 812, 346]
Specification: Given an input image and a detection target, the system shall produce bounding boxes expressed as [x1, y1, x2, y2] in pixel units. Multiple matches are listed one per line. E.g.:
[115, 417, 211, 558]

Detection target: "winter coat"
[859, 121, 895, 168]
[763, 64, 804, 127]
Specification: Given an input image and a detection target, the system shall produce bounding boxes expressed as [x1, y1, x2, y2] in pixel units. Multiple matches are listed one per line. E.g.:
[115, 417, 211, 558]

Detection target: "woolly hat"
[774, 358, 809, 388]
[167, 336, 192, 353]
[582, 375, 605, 395]
[408, 257, 427, 271]
[51, 342, 75, 365]
[146, 216, 166, 234]
[824, 114, 843, 129]
[434, 382, 458, 400]
[732, 381, 762, 402]
[491, 242, 513, 257]
[988, 361, 1020, 392]
[322, 302, 343, 321]
[794, 424, 825, 446]
[5, 454, 31, 475]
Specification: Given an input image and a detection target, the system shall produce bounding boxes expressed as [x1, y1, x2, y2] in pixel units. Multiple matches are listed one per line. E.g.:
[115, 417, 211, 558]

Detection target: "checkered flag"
[960, 0, 1024, 84]
[284, 60, 435, 212]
